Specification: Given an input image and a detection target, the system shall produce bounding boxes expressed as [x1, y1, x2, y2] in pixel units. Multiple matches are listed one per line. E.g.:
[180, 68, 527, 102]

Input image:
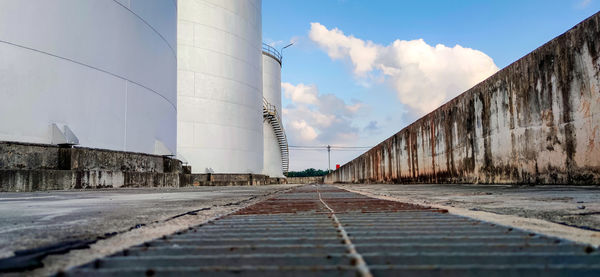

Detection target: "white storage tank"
[0, 0, 177, 155]
[262, 45, 287, 177]
[177, 0, 264, 173]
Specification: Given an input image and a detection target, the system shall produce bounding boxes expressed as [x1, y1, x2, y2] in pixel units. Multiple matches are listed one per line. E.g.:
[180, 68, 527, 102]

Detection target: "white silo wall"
[0, 0, 177, 155]
[177, 0, 263, 174]
[262, 54, 282, 113]
[262, 53, 284, 177]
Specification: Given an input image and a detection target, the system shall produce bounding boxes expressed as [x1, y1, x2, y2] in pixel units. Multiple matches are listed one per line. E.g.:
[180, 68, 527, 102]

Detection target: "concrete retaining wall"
[287, 176, 325, 184]
[0, 141, 184, 191]
[326, 12, 600, 185]
[0, 141, 288, 191]
[0, 141, 176, 172]
[188, 174, 281, 186]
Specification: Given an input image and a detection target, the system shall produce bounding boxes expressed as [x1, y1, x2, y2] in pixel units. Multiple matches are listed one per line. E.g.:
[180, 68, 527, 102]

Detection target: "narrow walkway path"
[64, 185, 600, 276]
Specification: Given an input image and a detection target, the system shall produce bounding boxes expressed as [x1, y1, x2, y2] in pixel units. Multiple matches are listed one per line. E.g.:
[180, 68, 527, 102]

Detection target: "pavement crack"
[0, 240, 96, 273]
[168, 207, 212, 220]
[556, 221, 600, 232]
[222, 196, 257, 207]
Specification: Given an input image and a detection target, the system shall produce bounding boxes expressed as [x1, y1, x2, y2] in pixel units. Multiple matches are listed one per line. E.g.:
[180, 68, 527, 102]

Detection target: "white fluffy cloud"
[309, 22, 499, 114]
[282, 82, 319, 105]
[282, 82, 361, 145]
[288, 120, 318, 142]
[309, 23, 378, 75]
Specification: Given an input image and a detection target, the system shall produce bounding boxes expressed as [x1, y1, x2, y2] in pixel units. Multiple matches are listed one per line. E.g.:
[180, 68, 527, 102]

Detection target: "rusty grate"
[63, 185, 600, 276]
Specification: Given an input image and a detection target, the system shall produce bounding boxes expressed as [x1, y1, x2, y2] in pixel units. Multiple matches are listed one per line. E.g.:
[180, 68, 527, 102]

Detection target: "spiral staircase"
[262, 98, 289, 174]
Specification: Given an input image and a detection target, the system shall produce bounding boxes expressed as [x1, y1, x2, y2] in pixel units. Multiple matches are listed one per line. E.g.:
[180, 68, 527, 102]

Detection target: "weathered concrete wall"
[61, 147, 172, 173]
[0, 141, 290, 191]
[0, 141, 178, 172]
[287, 176, 325, 184]
[326, 12, 600, 185]
[0, 141, 184, 191]
[0, 142, 59, 170]
[188, 174, 286, 186]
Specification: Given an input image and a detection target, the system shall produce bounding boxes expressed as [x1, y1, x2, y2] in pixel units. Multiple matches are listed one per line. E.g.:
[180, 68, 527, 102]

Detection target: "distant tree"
[286, 168, 328, 177]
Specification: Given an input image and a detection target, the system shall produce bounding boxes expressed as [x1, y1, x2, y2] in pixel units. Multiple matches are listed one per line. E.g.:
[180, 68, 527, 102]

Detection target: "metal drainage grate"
[63, 185, 600, 276]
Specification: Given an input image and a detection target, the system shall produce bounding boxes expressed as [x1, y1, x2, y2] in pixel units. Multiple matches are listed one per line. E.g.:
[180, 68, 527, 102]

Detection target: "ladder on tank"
[263, 98, 289, 174]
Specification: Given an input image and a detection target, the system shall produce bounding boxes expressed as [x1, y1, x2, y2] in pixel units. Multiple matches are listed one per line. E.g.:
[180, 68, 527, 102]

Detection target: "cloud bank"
[282, 82, 361, 146]
[309, 22, 499, 114]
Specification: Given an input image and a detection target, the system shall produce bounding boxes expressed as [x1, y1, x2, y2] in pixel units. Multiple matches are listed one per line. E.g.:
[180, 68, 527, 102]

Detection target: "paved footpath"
[63, 185, 600, 277]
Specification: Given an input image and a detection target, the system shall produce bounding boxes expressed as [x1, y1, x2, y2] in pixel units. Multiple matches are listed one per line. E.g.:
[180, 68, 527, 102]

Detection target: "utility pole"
[327, 145, 331, 173]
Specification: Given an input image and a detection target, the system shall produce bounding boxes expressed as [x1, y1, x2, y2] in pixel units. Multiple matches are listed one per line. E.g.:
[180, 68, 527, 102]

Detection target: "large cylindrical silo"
[177, 0, 263, 173]
[262, 46, 286, 177]
[0, 0, 177, 155]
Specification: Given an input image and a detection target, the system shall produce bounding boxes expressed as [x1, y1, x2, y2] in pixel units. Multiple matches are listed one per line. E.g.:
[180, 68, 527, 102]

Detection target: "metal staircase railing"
[262, 43, 282, 65]
[262, 97, 289, 174]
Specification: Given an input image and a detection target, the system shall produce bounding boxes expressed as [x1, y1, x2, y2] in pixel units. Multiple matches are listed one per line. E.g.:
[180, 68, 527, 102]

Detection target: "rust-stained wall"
[326, 12, 600, 185]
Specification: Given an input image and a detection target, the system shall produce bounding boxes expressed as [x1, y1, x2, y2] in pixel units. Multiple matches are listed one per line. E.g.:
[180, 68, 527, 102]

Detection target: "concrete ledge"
[0, 141, 186, 192]
[0, 141, 181, 173]
[0, 141, 288, 191]
[287, 176, 324, 184]
[0, 171, 288, 191]
[0, 170, 118, 191]
[268, 177, 287, 184]
[61, 147, 180, 173]
[0, 170, 76, 191]
[188, 174, 284, 186]
[123, 172, 181, 188]
[0, 170, 187, 192]
[0, 141, 59, 170]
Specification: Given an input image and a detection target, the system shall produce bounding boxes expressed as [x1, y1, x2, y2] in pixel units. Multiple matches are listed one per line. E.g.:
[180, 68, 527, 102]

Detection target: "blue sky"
[262, 0, 600, 171]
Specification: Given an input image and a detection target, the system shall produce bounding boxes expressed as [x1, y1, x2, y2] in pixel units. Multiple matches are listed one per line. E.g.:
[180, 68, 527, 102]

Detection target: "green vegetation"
[286, 168, 329, 177]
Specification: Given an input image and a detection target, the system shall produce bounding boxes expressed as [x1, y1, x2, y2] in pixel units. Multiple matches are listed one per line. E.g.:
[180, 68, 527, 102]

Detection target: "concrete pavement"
[337, 184, 600, 229]
[63, 185, 600, 276]
[2, 183, 600, 276]
[340, 184, 600, 246]
[0, 185, 298, 260]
